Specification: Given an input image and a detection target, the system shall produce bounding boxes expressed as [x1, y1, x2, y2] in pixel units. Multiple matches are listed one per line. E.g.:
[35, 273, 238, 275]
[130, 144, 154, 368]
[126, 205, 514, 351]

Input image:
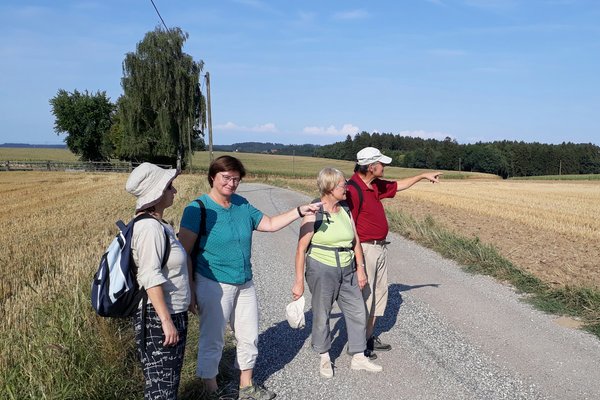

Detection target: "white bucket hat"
[125, 162, 179, 211]
[356, 147, 392, 166]
[285, 296, 306, 329]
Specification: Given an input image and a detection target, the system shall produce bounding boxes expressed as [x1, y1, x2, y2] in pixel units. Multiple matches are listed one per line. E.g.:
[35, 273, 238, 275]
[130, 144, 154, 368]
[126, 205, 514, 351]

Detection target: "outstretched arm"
[396, 171, 443, 192]
[257, 202, 321, 232]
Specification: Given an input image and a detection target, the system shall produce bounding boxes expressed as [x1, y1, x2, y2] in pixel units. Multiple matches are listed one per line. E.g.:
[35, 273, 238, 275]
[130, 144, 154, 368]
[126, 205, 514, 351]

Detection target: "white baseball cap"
[356, 147, 392, 166]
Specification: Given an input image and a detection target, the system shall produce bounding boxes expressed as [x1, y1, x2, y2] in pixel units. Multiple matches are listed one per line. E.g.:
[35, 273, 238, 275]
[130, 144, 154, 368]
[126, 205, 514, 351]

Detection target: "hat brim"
[378, 155, 392, 164]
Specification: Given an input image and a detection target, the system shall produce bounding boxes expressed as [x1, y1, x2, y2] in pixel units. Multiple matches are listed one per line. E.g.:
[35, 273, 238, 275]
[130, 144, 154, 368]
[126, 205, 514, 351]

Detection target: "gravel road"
[236, 182, 600, 400]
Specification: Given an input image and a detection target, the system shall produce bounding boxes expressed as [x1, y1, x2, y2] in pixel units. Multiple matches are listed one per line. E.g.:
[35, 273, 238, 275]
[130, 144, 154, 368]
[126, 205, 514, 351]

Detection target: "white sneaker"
[350, 353, 383, 372]
[320, 359, 334, 378]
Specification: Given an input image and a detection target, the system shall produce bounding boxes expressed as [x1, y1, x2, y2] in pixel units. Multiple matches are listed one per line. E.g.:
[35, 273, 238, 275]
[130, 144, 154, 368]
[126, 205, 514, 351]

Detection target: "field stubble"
[0, 171, 208, 399]
[394, 179, 600, 289]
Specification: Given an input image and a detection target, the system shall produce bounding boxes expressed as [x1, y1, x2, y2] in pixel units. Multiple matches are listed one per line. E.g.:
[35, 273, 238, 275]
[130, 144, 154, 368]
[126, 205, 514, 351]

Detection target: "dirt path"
[239, 183, 600, 400]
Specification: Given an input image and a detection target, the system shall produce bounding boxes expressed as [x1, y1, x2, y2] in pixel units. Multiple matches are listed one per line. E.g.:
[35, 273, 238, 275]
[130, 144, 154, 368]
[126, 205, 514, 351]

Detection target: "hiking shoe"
[209, 384, 238, 400]
[364, 348, 378, 360]
[346, 346, 378, 360]
[351, 353, 383, 373]
[367, 335, 392, 352]
[238, 383, 276, 400]
[208, 392, 234, 400]
[320, 359, 334, 378]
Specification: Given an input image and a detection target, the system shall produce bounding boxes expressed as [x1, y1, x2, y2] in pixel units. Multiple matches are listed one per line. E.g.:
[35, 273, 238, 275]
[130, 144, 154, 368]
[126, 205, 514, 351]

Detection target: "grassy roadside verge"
[262, 177, 600, 339]
[386, 210, 600, 337]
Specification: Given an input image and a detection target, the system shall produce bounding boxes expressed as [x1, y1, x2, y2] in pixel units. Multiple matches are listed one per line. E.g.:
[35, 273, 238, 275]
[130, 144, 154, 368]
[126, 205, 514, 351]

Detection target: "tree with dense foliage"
[49, 89, 115, 161]
[117, 27, 204, 168]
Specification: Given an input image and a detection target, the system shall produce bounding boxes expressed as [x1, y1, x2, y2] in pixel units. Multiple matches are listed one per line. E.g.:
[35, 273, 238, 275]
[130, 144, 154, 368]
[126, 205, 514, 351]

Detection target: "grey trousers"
[305, 256, 367, 355]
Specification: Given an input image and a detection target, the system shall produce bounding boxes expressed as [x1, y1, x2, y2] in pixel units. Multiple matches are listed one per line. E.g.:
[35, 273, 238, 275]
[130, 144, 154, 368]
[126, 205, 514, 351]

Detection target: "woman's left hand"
[162, 319, 179, 347]
[188, 290, 198, 315]
[357, 268, 367, 290]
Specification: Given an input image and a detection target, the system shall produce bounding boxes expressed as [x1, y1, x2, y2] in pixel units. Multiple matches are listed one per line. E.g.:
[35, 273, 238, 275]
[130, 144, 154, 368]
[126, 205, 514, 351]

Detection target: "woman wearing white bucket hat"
[125, 162, 191, 400]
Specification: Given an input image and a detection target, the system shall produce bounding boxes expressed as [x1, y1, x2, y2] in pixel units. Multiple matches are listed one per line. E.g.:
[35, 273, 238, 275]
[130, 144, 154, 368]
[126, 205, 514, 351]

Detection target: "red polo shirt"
[346, 172, 398, 242]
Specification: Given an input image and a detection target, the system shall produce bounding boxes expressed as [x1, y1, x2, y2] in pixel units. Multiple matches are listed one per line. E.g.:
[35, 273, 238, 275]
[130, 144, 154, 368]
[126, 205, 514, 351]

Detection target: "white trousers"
[195, 273, 259, 378]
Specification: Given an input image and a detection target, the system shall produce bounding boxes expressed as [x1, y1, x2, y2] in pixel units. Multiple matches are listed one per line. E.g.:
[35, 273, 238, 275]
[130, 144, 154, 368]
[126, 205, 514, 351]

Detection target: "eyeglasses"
[219, 173, 242, 185]
[335, 181, 347, 190]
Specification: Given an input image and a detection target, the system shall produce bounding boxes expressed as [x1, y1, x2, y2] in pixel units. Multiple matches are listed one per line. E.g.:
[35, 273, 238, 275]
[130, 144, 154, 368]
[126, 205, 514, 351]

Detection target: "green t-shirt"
[309, 207, 355, 267]
[180, 193, 264, 285]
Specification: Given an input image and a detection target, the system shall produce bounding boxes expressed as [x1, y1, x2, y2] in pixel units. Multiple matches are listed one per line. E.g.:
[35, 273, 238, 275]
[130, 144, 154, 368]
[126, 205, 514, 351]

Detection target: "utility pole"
[559, 160, 562, 176]
[187, 116, 192, 171]
[205, 72, 214, 161]
[458, 157, 462, 173]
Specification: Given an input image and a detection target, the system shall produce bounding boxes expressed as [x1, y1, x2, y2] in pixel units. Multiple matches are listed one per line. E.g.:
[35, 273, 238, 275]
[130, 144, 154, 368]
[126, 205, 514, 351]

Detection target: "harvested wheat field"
[0, 171, 207, 398]
[390, 179, 600, 288]
[0, 171, 204, 326]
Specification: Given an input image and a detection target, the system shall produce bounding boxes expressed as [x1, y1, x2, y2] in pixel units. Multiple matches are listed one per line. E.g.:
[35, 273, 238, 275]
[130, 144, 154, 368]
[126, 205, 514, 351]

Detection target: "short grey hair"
[317, 167, 345, 196]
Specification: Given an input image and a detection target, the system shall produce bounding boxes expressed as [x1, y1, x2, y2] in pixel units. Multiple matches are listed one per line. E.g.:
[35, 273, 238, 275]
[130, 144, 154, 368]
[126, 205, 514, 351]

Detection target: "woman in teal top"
[178, 156, 320, 399]
[293, 167, 382, 379]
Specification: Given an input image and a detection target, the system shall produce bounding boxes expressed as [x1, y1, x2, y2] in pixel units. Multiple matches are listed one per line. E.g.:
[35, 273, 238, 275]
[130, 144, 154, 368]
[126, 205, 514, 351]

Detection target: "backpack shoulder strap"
[311, 198, 324, 233]
[346, 179, 363, 214]
[116, 220, 127, 231]
[131, 213, 170, 270]
[190, 199, 207, 266]
[194, 199, 207, 237]
[338, 200, 352, 219]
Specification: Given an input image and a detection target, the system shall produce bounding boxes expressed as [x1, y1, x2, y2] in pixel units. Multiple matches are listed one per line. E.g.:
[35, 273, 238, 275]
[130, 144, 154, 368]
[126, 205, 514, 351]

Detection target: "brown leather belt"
[362, 240, 389, 246]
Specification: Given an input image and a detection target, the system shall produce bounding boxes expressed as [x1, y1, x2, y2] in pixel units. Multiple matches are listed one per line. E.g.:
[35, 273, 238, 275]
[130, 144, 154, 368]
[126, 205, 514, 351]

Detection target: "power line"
[149, 0, 168, 30]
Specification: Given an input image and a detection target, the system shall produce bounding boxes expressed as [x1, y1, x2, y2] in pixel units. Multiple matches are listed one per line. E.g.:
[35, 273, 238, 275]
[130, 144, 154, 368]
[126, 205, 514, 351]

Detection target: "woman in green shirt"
[293, 167, 382, 379]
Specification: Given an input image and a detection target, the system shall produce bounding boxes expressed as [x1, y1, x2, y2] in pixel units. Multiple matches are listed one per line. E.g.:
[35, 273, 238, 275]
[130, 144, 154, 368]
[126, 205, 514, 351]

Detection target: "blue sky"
[1, 0, 599, 146]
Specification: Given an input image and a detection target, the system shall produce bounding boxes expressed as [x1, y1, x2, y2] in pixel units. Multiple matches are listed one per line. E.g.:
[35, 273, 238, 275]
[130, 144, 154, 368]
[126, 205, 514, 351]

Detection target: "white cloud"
[303, 123, 359, 136]
[216, 122, 278, 133]
[333, 9, 369, 20]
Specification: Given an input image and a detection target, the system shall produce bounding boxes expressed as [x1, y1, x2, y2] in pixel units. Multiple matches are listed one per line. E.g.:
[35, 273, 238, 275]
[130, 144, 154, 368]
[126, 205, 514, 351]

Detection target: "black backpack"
[91, 213, 170, 318]
[312, 198, 353, 233]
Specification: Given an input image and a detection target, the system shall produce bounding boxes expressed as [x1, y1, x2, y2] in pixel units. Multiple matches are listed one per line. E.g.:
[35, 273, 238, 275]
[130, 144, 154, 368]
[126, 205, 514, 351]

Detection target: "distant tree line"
[50, 27, 205, 168]
[313, 132, 600, 178]
[214, 142, 319, 156]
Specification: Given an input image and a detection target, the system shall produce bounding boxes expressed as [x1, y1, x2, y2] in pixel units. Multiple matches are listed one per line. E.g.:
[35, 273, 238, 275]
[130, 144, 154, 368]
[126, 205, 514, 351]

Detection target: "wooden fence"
[1, 160, 172, 173]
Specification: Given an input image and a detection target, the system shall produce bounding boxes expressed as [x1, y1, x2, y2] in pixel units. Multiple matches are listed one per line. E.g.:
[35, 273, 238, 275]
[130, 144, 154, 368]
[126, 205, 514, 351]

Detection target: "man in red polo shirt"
[346, 147, 442, 359]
